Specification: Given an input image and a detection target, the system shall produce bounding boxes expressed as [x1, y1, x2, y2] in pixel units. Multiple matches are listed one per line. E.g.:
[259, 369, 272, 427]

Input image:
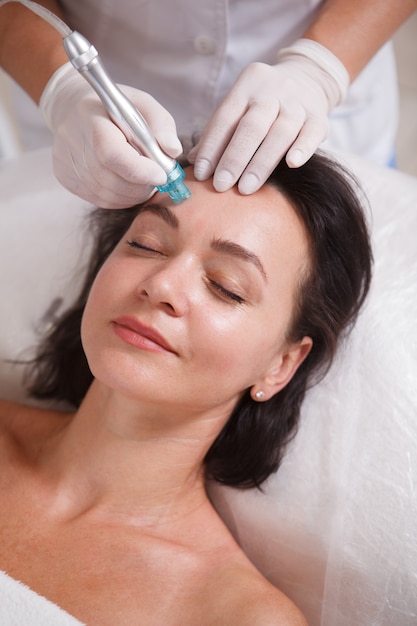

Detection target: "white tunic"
[12, 0, 398, 165]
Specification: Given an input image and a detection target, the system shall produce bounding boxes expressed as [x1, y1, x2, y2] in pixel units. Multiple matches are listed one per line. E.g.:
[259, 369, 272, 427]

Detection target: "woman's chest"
[0, 496, 223, 625]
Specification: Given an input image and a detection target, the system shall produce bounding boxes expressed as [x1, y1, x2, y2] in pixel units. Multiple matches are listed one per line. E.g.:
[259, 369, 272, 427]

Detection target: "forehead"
[150, 174, 309, 269]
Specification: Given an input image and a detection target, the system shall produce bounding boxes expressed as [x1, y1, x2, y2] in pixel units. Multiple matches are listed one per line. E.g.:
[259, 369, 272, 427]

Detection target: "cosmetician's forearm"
[0, 0, 68, 103]
[303, 0, 417, 80]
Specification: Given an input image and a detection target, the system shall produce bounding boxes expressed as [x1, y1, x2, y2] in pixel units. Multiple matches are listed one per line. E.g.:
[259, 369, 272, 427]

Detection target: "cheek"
[195, 309, 284, 380]
[84, 258, 126, 316]
[80, 263, 119, 347]
[80, 295, 100, 361]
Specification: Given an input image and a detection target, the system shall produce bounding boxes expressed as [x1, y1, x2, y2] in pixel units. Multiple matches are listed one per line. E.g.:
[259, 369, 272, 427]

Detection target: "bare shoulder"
[238, 584, 307, 626]
[234, 575, 306, 626]
[0, 397, 70, 454]
[208, 553, 307, 626]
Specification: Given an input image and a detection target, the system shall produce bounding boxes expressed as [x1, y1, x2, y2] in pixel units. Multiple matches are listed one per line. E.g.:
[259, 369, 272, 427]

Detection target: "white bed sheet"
[0, 148, 416, 625]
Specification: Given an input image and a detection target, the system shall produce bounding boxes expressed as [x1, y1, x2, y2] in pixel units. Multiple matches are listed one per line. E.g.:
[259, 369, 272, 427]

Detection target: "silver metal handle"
[63, 31, 175, 173]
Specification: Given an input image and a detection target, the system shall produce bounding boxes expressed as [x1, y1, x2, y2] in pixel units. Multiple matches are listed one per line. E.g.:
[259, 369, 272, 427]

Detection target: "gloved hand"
[188, 39, 350, 195]
[40, 62, 183, 208]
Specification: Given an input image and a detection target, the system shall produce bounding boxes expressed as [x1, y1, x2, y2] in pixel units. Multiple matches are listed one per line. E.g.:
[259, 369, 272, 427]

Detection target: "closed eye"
[126, 239, 163, 255]
[209, 279, 245, 304]
[126, 240, 245, 304]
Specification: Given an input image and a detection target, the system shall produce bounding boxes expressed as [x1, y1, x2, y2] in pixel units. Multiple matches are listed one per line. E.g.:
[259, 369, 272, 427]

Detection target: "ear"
[251, 337, 312, 402]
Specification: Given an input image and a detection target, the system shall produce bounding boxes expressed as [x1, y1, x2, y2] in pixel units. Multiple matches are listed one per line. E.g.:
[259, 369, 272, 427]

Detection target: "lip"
[112, 316, 177, 354]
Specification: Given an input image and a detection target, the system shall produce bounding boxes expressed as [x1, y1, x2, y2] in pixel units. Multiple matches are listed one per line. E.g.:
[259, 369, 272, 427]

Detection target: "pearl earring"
[255, 390, 264, 400]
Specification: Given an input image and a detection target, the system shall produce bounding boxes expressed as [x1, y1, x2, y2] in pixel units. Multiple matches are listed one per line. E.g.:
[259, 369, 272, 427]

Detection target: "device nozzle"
[156, 163, 191, 204]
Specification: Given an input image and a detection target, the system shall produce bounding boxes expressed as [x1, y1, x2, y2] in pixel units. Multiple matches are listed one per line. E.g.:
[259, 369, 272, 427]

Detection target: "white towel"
[0, 571, 85, 625]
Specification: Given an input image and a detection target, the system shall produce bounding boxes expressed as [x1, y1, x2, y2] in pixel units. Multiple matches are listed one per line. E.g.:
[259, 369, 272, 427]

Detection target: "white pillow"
[0, 148, 93, 403]
[211, 154, 417, 624]
[1, 148, 416, 625]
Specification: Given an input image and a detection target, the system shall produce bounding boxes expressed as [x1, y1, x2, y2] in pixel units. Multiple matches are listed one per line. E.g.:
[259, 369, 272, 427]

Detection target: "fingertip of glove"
[194, 158, 213, 181]
[286, 149, 306, 168]
[164, 139, 183, 158]
[238, 172, 261, 195]
[213, 169, 235, 192]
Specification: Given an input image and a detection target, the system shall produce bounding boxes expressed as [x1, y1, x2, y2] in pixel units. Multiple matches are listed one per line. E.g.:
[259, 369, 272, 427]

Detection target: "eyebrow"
[140, 203, 179, 229]
[211, 238, 268, 282]
[140, 202, 267, 281]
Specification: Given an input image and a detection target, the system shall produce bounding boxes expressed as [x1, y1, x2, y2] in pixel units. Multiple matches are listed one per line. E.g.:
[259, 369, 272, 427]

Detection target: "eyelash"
[126, 239, 161, 254]
[209, 280, 245, 304]
[125, 239, 245, 305]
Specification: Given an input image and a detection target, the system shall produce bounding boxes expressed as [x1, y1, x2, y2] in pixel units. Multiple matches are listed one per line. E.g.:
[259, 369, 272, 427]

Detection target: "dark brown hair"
[27, 152, 372, 488]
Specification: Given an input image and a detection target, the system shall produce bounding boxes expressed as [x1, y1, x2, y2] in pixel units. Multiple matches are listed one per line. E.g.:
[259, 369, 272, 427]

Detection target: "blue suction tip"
[156, 163, 191, 204]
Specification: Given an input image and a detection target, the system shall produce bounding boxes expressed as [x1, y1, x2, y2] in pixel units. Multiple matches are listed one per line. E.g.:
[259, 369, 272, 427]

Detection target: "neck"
[39, 381, 231, 527]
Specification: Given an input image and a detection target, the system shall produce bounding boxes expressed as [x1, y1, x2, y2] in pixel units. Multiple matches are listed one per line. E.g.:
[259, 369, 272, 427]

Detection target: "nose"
[136, 257, 191, 316]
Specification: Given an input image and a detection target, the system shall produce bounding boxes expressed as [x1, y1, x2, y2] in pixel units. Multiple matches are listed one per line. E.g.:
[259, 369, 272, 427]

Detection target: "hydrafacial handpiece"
[0, 0, 191, 204]
[62, 32, 190, 203]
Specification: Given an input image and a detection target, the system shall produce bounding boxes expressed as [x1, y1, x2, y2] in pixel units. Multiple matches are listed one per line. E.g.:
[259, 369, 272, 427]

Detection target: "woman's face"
[81, 174, 311, 418]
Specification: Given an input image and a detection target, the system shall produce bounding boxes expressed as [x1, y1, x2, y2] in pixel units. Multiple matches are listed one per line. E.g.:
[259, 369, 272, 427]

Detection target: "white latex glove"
[188, 39, 350, 195]
[40, 62, 183, 208]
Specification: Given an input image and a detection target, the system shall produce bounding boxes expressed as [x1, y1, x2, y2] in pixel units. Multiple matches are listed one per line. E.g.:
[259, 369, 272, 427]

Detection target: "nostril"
[162, 301, 176, 314]
[137, 285, 186, 317]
